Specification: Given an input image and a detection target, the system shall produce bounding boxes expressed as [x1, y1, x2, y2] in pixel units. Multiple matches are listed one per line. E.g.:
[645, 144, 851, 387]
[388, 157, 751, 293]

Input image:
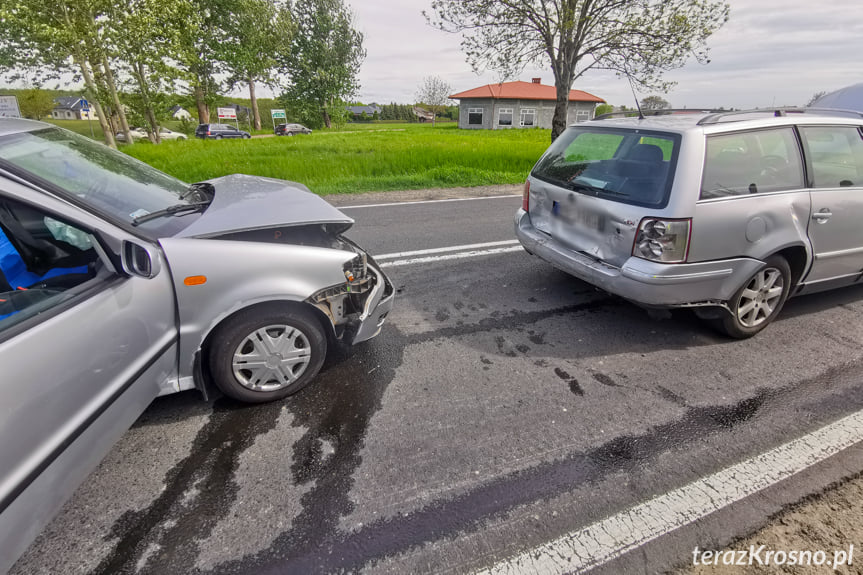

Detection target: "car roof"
[0, 118, 54, 137]
[585, 108, 863, 135]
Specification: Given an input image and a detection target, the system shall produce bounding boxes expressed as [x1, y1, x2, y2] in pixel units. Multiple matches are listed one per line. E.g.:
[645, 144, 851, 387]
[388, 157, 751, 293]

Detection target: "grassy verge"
[123, 123, 550, 195]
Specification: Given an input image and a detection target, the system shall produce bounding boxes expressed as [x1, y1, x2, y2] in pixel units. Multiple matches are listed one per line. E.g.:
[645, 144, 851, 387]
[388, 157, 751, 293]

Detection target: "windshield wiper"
[131, 201, 209, 226]
[181, 181, 215, 201]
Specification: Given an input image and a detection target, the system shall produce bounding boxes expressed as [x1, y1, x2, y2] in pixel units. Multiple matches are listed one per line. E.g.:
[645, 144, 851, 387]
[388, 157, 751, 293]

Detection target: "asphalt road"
[12, 190, 863, 575]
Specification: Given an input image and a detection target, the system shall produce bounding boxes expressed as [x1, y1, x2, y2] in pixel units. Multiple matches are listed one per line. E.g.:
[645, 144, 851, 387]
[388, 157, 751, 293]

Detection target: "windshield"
[0, 127, 202, 236]
[532, 126, 682, 208]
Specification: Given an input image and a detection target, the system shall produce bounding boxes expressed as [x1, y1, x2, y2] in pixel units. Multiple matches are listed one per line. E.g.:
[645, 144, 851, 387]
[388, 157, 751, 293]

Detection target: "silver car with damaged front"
[516, 109, 863, 338]
[0, 119, 392, 570]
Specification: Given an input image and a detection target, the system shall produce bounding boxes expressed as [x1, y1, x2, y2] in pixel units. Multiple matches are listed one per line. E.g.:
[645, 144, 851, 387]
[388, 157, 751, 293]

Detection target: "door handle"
[812, 210, 832, 222]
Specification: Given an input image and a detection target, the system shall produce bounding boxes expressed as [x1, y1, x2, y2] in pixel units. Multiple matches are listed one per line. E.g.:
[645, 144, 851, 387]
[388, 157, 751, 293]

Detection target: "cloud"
[349, 0, 863, 109]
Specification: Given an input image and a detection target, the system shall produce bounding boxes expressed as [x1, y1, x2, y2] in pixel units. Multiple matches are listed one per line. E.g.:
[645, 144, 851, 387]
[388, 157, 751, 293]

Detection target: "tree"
[427, 0, 729, 141]
[0, 0, 121, 147]
[641, 95, 670, 110]
[105, 0, 196, 143]
[221, 0, 294, 131]
[594, 103, 613, 116]
[415, 75, 452, 127]
[806, 91, 827, 107]
[175, 0, 229, 124]
[18, 88, 54, 119]
[281, 0, 365, 129]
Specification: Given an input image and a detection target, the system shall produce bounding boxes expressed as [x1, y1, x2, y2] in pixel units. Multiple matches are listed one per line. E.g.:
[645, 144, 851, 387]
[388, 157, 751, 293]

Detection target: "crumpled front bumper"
[348, 260, 395, 344]
[514, 209, 763, 307]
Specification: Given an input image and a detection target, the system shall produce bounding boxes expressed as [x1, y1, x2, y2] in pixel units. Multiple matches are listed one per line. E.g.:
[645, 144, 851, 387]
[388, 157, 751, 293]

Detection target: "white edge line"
[376, 240, 520, 260]
[380, 246, 523, 268]
[477, 409, 863, 575]
[338, 194, 520, 210]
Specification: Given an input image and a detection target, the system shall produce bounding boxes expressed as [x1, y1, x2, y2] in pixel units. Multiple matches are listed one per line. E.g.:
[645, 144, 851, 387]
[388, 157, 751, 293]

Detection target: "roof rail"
[697, 107, 863, 125]
[593, 108, 720, 121]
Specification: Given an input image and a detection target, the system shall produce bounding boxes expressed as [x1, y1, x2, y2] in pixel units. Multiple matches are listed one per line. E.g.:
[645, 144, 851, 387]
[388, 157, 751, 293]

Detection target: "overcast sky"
[347, 0, 863, 110]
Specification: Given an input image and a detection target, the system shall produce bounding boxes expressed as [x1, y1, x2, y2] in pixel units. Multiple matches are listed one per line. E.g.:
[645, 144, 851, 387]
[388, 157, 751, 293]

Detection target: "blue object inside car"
[0, 226, 88, 320]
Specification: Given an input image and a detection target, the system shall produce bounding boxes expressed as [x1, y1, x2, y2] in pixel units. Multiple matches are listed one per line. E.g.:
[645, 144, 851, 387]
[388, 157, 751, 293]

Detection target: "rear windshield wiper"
[568, 180, 609, 195]
[131, 201, 209, 226]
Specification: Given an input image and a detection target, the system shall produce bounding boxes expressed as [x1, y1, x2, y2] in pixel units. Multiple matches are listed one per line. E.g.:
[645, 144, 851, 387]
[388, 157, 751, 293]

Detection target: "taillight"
[522, 180, 530, 212]
[207, 131, 211, 136]
[632, 218, 691, 263]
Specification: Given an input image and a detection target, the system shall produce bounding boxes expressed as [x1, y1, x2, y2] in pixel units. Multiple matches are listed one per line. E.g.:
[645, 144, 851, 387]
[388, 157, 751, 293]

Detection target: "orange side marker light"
[184, 275, 207, 286]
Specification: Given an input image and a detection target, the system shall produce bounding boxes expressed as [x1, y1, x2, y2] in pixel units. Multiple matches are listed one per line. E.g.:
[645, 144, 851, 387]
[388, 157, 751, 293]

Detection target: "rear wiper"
[568, 180, 627, 196]
[131, 201, 209, 226]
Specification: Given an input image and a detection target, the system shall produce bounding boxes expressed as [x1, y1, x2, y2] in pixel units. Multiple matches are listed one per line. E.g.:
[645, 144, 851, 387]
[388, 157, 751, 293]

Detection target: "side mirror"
[122, 241, 161, 278]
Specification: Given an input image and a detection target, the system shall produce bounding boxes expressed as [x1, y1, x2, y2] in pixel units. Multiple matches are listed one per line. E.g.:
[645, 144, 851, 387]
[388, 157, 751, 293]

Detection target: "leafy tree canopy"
[427, 0, 729, 140]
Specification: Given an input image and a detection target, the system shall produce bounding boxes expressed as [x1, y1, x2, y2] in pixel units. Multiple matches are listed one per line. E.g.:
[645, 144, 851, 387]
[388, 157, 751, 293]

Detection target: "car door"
[800, 125, 863, 285]
[0, 180, 178, 572]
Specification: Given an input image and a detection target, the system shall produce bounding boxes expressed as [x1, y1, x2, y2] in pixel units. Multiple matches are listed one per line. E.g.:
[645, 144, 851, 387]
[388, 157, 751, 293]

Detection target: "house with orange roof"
[449, 78, 604, 130]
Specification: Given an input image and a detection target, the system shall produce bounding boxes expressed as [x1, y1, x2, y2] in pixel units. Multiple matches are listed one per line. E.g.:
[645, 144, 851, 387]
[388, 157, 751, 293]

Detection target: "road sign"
[271, 109, 286, 119]
[217, 107, 237, 120]
[0, 96, 21, 118]
[80, 98, 90, 112]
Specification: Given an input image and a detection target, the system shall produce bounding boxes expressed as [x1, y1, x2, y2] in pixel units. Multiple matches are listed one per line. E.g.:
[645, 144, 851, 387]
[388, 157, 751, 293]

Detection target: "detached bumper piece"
[308, 257, 395, 344]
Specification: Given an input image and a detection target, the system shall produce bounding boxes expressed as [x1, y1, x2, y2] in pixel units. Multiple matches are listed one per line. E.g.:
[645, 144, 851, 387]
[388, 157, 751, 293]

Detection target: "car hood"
[173, 174, 353, 238]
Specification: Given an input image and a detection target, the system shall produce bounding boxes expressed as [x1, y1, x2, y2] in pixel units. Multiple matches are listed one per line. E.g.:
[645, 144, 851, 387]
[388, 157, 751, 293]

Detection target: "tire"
[286, 132, 294, 137]
[208, 305, 327, 403]
[712, 255, 791, 339]
[243, 134, 251, 139]
[215, 135, 223, 140]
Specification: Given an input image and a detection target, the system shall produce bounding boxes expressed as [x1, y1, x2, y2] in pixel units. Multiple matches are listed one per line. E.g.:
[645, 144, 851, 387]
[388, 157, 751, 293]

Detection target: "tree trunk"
[134, 61, 161, 144]
[100, 54, 132, 144]
[249, 77, 261, 131]
[322, 107, 331, 129]
[551, 80, 571, 142]
[72, 49, 116, 149]
[194, 82, 209, 124]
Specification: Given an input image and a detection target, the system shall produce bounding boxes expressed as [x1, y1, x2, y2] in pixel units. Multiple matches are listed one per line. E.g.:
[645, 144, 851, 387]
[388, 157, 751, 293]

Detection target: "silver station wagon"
[516, 108, 863, 338]
[0, 119, 393, 570]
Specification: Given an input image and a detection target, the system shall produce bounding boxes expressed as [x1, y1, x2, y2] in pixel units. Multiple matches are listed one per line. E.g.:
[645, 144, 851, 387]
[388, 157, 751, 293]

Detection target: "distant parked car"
[158, 127, 188, 141]
[275, 123, 312, 136]
[114, 127, 147, 142]
[195, 123, 251, 139]
[116, 127, 188, 142]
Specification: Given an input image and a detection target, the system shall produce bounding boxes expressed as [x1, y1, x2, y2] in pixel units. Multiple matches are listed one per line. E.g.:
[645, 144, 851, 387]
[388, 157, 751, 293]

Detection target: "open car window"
[0, 200, 103, 334]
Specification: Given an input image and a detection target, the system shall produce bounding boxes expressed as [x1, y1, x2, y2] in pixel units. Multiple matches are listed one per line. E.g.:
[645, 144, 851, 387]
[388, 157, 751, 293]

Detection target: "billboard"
[0, 96, 21, 118]
[217, 107, 237, 120]
[271, 109, 286, 119]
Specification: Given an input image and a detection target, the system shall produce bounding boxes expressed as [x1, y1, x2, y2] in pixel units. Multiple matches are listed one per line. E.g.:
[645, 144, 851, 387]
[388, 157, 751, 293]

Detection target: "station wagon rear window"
[531, 127, 681, 208]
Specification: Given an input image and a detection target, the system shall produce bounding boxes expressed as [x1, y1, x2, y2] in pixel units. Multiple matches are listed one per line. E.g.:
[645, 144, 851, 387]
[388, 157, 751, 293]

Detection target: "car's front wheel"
[243, 134, 251, 139]
[713, 255, 791, 339]
[208, 305, 327, 402]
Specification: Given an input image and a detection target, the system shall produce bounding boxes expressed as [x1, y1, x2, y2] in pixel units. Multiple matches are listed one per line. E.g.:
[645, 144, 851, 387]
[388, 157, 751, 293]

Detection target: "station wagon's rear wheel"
[208, 305, 327, 403]
[715, 255, 791, 339]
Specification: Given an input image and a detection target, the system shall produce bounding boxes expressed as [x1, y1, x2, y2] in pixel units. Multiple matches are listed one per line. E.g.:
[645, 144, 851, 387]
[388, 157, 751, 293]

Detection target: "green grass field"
[123, 123, 551, 195]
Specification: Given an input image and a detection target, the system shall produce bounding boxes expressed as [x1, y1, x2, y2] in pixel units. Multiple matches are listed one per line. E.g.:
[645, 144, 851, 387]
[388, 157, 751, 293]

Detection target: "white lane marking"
[338, 194, 520, 209]
[375, 240, 520, 260]
[478, 408, 863, 575]
[380, 246, 523, 268]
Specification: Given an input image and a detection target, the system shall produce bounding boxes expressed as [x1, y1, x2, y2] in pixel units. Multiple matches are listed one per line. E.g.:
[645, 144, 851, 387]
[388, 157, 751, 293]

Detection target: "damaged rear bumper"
[514, 209, 761, 307]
